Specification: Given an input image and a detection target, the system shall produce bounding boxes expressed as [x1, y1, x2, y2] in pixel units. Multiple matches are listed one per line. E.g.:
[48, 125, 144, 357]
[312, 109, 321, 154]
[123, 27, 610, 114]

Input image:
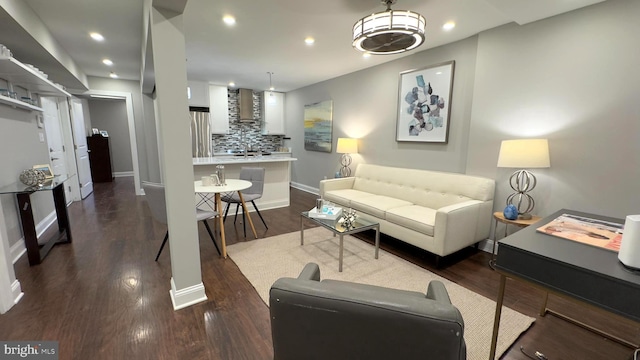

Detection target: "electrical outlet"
[38, 132, 45, 142]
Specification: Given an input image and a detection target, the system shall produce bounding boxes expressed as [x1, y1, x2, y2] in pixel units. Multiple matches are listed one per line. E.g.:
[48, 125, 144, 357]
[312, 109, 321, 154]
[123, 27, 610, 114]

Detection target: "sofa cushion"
[324, 189, 376, 207]
[386, 205, 437, 236]
[350, 195, 413, 219]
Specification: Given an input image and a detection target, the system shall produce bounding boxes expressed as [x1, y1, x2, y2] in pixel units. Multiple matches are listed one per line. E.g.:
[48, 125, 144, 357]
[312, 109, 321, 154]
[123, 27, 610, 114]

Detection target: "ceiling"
[2, 0, 605, 94]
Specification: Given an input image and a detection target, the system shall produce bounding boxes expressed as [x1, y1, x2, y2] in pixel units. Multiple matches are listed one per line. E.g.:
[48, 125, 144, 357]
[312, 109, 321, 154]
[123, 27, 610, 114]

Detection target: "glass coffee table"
[300, 210, 380, 272]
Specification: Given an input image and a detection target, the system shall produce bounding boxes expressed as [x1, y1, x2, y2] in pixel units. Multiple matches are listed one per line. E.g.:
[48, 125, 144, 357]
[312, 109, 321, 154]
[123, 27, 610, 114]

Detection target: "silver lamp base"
[506, 169, 536, 219]
[339, 154, 352, 177]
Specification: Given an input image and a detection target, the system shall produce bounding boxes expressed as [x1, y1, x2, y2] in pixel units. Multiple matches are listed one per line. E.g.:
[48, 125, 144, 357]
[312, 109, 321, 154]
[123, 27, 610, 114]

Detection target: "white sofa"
[320, 164, 495, 259]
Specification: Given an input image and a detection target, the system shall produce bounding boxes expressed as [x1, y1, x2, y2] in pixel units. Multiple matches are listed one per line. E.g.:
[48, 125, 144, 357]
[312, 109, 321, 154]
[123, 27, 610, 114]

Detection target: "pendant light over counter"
[352, 0, 426, 55]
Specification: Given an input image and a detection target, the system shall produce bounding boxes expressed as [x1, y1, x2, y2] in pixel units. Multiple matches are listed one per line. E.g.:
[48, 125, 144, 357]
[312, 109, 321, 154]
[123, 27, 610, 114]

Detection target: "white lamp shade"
[336, 138, 358, 154]
[497, 139, 550, 168]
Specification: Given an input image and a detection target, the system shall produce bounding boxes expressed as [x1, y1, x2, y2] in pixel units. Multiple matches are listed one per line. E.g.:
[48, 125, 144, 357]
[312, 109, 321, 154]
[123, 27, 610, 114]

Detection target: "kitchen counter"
[193, 155, 297, 165]
[193, 154, 296, 211]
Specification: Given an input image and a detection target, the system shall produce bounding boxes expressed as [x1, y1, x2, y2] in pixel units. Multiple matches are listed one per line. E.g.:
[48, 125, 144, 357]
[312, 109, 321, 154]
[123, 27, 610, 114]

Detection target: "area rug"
[227, 227, 535, 360]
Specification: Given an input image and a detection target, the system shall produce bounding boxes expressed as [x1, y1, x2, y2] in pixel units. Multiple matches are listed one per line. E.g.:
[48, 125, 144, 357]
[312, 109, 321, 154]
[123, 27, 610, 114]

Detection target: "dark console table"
[0, 175, 72, 266]
[489, 209, 640, 359]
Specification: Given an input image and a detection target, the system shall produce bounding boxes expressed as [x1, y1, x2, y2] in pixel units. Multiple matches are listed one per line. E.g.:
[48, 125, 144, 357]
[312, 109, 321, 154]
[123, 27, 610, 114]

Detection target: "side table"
[491, 211, 541, 265]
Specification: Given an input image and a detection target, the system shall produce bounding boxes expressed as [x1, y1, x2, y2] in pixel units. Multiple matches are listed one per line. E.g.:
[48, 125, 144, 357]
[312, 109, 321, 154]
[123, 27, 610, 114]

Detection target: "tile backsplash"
[212, 89, 284, 152]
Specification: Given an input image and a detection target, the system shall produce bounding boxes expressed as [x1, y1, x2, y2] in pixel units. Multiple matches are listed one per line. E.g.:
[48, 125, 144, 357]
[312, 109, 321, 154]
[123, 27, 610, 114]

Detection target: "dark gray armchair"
[269, 263, 466, 360]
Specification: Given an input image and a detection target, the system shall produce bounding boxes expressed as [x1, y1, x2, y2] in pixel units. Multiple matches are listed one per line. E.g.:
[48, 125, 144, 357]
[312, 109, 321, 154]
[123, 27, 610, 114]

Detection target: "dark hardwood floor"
[1, 177, 637, 359]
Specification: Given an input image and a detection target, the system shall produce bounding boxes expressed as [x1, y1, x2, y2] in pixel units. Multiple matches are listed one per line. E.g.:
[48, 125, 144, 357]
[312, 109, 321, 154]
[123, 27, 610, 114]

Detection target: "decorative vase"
[503, 204, 518, 220]
[19, 169, 46, 187]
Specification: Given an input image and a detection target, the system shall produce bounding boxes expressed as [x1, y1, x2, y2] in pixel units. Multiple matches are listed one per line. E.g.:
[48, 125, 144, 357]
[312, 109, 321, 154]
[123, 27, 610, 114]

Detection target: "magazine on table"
[536, 213, 624, 252]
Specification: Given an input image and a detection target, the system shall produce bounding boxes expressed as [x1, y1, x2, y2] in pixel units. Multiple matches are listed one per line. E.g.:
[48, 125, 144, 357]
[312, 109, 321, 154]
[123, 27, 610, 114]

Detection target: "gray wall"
[286, 36, 478, 187]
[466, 0, 640, 219]
[87, 77, 149, 182]
[286, 0, 639, 219]
[88, 99, 133, 173]
[0, 107, 54, 248]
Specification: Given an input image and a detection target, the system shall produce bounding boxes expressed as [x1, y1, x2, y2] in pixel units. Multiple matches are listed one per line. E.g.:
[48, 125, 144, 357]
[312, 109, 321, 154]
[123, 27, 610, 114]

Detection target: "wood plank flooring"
[1, 177, 637, 359]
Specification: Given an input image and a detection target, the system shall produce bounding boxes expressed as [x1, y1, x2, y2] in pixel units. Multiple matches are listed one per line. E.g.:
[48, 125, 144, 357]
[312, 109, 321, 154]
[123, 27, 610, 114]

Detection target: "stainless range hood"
[238, 88, 255, 121]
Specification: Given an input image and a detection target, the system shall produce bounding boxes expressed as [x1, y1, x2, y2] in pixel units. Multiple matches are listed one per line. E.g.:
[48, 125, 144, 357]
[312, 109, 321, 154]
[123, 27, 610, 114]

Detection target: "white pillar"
[0, 202, 23, 314]
[150, 1, 206, 310]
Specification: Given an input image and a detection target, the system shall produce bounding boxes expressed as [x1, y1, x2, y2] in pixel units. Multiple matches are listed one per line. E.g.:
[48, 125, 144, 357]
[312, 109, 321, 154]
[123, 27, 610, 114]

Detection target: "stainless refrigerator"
[190, 110, 212, 157]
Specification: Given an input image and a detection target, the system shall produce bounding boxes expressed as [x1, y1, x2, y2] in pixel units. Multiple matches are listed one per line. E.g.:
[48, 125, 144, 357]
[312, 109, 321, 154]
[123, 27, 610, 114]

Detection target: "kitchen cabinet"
[187, 80, 209, 107]
[261, 91, 285, 135]
[210, 84, 229, 134]
[0, 56, 71, 111]
[87, 135, 113, 182]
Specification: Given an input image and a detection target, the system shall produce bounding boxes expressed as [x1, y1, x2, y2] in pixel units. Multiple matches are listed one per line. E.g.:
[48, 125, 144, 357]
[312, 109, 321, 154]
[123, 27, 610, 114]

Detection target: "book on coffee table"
[308, 206, 342, 220]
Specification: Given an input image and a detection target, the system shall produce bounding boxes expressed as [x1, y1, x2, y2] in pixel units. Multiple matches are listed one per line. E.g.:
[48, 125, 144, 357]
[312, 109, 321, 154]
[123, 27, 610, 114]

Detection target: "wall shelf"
[0, 95, 43, 112]
[0, 56, 71, 97]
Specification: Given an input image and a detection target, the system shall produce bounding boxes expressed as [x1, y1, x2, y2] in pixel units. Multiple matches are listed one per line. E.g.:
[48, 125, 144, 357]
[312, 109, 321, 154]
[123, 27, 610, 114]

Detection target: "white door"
[70, 98, 93, 199]
[41, 97, 72, 203]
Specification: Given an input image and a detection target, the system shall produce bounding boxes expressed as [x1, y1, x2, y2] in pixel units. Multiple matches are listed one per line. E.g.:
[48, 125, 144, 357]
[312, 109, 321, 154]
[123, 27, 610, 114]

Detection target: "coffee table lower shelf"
[300, 211, 380, 272]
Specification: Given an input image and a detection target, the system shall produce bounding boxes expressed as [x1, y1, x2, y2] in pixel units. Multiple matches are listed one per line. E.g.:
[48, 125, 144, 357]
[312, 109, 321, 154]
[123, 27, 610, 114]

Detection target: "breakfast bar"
[193, 153, 297, 211]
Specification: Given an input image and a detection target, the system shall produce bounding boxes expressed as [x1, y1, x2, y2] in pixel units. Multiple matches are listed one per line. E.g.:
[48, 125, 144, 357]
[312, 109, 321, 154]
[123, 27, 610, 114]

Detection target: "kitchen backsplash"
[212, 89, 284, 152]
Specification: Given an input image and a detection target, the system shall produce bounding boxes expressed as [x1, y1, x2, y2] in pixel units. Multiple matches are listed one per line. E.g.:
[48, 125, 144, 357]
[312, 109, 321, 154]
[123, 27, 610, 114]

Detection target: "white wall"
[286, 36, 479, 188]
[466, 0, 640, 219]
[287, 0, 639, 220]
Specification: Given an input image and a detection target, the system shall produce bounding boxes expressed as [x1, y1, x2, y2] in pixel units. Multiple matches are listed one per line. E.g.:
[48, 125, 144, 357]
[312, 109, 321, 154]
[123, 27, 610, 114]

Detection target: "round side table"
[491, 211, 542, 265]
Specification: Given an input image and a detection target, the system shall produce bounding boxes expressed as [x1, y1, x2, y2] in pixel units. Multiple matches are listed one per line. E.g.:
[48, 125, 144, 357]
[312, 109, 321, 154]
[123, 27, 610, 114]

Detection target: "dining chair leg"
[223, 202, 231, 222]
[242, 209, 247, 238]
[234, 204, 240, 224]
[251, 200, 268, 229]
[202, 220, 221, 255]
[155, 231, 169, 261]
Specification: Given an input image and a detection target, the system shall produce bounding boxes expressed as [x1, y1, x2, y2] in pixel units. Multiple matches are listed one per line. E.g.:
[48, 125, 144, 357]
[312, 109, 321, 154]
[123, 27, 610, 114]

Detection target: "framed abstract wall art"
[304, 100, 333, 153]
[396, 61, 455, 143]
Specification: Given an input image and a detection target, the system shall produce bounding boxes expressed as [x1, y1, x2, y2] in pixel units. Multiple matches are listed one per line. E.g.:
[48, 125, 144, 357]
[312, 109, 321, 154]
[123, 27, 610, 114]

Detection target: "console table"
[489, 209, 640, 359]
[0, 175, 72, 265]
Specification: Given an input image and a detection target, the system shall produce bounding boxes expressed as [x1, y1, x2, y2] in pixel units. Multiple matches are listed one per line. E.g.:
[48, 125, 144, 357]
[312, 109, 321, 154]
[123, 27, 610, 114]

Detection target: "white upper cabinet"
[209, 85, 229, 134]
[187, 80, 209, 107]
[261, 91, 285, 135]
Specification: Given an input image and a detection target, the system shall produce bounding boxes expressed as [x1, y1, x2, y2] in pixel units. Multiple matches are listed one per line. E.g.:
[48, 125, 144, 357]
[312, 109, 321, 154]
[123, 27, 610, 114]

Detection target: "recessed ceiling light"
[102, 59, 113, 66]
[442, 22, 456, 31]
[109, 72, 118, 79]
[90, 32, 104, 41]
[223, 15, 236, 25]
[228, 82, 236, 87]
[305, 37, 315, 45]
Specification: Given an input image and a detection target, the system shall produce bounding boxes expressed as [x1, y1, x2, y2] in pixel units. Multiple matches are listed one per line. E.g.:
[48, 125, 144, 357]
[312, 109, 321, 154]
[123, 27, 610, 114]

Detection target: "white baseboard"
[478, 239, 494, 254]
[11, 279, 23, 305]
[113, 171, 134, 178]
[170, 277, 207, 311]
[291, 181, 318, 195]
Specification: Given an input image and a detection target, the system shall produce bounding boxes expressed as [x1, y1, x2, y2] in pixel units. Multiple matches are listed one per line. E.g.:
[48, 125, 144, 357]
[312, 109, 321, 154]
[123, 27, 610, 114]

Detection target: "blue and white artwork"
[396, 61, 454, 143]
[304, 100, 333, 153]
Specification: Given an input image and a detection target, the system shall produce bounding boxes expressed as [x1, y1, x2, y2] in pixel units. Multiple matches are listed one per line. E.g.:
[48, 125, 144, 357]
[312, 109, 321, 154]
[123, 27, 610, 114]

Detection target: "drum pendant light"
[352, 0, 426, 55]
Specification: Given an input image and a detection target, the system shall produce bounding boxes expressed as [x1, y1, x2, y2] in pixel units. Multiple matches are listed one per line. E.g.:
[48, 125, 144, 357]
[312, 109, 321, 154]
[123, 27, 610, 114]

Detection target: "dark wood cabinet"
[87, 135, 113, 182]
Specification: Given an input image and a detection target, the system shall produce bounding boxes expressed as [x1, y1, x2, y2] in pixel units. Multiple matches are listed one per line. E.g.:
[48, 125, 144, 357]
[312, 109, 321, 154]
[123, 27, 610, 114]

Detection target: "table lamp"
[497, 139, 550, 219]
[336, 138, 358, 177]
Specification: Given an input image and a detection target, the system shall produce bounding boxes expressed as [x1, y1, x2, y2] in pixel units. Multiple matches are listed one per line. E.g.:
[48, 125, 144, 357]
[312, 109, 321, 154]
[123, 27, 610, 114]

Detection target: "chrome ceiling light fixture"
[267, 71, 275, 92]
[352, 0, 426, 55]
[267, 72, 276, 104]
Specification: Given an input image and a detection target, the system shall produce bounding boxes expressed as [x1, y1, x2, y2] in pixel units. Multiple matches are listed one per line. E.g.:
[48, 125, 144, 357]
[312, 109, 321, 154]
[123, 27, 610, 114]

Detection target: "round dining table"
[194, 178, 258, 258]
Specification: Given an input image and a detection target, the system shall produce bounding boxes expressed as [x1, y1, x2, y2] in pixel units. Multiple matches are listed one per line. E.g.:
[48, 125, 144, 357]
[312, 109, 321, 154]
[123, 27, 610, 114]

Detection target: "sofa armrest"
[426, 280, 452, 304]
[434, 200, 484, 255]
[319, 177, 355, 197]
[297, 262, 320, 281]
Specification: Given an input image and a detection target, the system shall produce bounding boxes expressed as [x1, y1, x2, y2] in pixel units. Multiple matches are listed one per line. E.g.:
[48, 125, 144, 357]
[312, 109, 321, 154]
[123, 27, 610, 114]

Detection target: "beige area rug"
[227, 227, 534, 360]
